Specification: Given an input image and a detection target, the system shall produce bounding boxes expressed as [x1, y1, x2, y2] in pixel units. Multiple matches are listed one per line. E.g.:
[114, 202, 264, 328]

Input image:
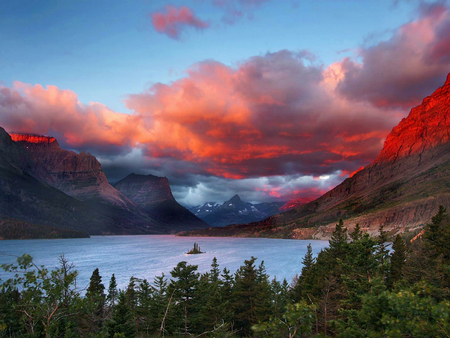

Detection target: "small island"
[186, 243, 204, 254]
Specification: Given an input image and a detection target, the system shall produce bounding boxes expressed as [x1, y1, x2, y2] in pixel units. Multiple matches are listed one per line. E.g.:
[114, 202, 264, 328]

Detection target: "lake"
[0, 235, 329, 290]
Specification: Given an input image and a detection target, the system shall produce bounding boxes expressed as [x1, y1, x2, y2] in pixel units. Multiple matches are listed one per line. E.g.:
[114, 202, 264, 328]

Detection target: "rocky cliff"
[0, 127, 168, 235]
[114, 174, 209, 231]
[183, 73, 450, 239]
[10, 133, 133, 208]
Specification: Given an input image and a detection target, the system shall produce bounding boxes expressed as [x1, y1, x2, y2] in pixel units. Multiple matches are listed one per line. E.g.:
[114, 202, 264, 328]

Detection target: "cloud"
[337, 2, 450, 109]
[0, 50, 401, 185]
[171, 173, 339, 206]
[124, 50, 397, 181]
[211, 0, 269, 24]
[2, 3, 450, 205]
[151, 5, 210, 39]
[0, 82, 150, 155]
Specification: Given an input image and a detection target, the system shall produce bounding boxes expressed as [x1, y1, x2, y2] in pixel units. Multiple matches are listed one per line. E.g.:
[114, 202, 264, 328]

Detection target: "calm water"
[0, 235, 329, 290]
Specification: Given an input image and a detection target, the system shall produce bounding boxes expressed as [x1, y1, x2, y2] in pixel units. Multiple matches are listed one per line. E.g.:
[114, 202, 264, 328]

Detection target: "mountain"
[0, 127, 165, 235]
[9, 133, 133, 208]
[188, 194, 285, 227]
[188, 202, 221, 218]
[0, 129, 206, 235]
[182, 73, 450, 239]
[113, 173, 209, 231]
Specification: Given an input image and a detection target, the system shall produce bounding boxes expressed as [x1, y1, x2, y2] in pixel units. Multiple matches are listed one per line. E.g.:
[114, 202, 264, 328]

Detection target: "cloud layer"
[337, 2, 450, 109]
[1, 3, 450, 205]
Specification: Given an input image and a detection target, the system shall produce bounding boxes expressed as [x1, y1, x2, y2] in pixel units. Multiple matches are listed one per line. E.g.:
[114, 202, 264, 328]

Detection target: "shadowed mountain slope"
[114, 173, 209, 232]
[0, 127, 167, 235]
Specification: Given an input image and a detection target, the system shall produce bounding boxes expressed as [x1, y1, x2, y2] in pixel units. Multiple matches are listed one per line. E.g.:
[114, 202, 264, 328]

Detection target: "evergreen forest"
[1, 207, 450, 337]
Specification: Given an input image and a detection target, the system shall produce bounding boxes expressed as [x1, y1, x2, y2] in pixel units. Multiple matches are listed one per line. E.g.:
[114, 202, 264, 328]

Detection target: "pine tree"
[376, 225, 390, 281]
[232, 256, 259, 336]
[169, 261, 199, 336]
[86, 268, 106, 301]
[328, 219, 348, 257]
[389, 235, 406, 288]
[425, 206, 450, 260]
[107, 291, 136, 338]
[107, 274, 118, 307]
[291, 243, 316, 303]
[136, 279, 152, 334]
[350, 223, 363, 241]
[125, 276, 138, 311]
[301, 243, 315, 275]
[86, 268, 106, 333]
[150, 273, 168, 334]
[255, 260, 273, 322]
[210, 257, 220, 283]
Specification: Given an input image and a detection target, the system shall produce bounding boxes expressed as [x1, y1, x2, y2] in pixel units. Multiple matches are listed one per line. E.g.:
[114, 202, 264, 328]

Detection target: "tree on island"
[187, 242, 204, 254]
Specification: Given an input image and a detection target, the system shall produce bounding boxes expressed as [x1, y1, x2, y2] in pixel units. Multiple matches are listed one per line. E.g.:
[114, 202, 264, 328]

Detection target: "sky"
[1, 0, 450, 206]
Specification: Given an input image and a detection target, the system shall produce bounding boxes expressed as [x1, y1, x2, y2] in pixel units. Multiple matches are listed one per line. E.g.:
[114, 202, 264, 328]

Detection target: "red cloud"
[0, 50, 401, 181]
[337, 2, 450, 109]
[151, 5, 210, 39]
[0, 82, 149, 153]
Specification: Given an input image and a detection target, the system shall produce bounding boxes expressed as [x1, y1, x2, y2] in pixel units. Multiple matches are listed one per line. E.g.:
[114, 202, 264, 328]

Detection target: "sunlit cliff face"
[9, 134, 57, 145]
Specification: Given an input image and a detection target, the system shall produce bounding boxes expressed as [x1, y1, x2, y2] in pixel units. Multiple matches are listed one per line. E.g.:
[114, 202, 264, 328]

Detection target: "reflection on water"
[0, 235, 329, 289]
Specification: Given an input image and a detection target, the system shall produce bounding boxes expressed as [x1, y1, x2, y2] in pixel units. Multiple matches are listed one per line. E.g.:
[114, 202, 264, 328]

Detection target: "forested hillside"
[1, 208, 450, 337]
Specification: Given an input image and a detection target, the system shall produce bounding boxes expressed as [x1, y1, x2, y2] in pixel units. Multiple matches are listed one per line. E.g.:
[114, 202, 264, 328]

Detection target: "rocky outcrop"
[184, 73, 450, 239]
[113, 173, 174, 208]
[10, 133, 133, 208]
[0, 127, 167, 235]
[376, 73, 450, 163]
[114, 174, 209, 231]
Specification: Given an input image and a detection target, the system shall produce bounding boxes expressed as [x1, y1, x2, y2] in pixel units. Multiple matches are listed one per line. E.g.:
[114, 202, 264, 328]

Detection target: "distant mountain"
[182, 73, 450, 239]
[0, 129, 206, 236]
[188, 194, 285, 227]
[114, 173, 209, 232]
[188, 202, 221, 218]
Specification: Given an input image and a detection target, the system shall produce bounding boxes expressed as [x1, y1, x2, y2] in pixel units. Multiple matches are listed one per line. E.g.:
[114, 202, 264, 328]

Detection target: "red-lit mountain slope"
[183, 73, 450, 239]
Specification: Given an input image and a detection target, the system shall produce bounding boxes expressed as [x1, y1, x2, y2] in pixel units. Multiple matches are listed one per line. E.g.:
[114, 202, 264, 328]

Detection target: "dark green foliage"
[107, 291, 136, 338]
[168, 261, 200, 335]
[86, 268, 106, 334]
[232, 256, 259, 336]
[2, 208, 450, 337]
[389, 234, 406, 288]
[187, 242, 204, 254]
[107, 273, 118, 307]
[349, 223, 362, 242]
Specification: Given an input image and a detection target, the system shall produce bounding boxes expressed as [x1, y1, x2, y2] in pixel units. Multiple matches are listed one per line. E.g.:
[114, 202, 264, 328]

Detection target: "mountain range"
[187, 194, 285, 227]
[182, 73, 450, 239]
[0, 130, 208, 235]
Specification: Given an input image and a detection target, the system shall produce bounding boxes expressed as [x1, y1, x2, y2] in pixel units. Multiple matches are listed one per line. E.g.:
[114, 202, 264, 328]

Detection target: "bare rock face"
[376, 73, 450, 163]
[10, 133, 132, 208]
[113, 173, 175, 208]
[114, 174, 209, 231]
[188, 73, 450, 239]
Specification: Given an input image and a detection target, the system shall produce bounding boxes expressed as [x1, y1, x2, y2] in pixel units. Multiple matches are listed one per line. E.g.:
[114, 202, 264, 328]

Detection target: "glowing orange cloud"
[3, 2, 450, 183]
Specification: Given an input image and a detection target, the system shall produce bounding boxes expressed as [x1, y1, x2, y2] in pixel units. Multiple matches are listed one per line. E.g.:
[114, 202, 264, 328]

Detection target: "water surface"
[0, 235, 329, 290]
